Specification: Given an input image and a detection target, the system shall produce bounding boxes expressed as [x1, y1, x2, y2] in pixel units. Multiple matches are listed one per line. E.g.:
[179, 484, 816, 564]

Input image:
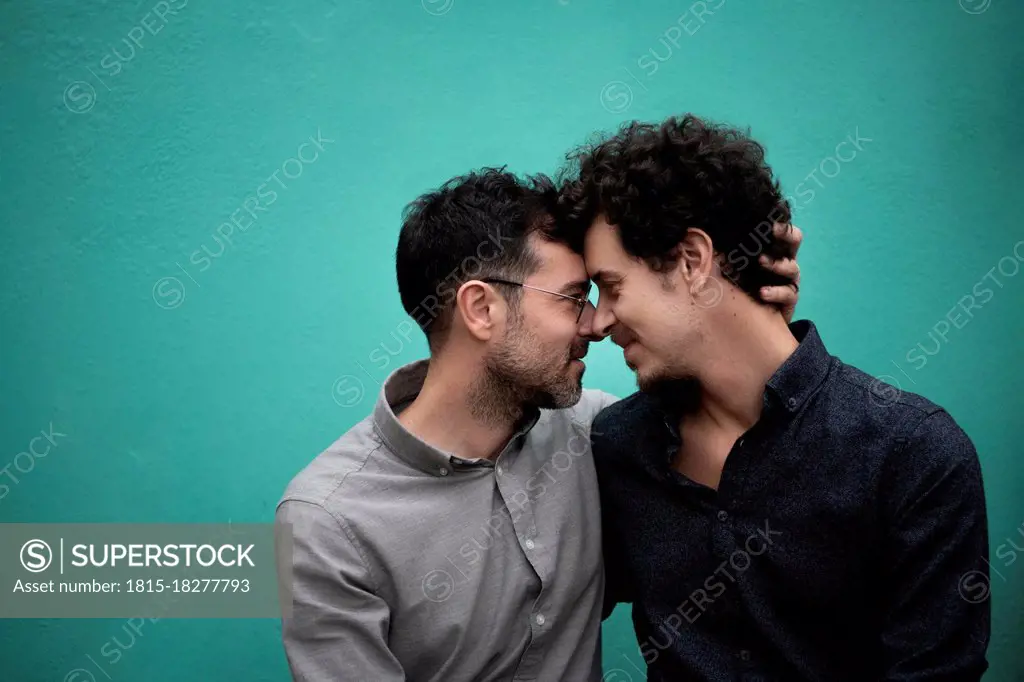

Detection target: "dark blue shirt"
[594, 320, 990, 682]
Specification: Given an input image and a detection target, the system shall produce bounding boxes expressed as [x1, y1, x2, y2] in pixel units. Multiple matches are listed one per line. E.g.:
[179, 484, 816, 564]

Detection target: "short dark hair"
[397, 168, 559, 351]
[554, 114, 792, 298]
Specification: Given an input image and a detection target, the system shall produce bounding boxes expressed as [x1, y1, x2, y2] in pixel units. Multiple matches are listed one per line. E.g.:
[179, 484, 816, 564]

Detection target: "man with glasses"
[275, 168, 801, 681]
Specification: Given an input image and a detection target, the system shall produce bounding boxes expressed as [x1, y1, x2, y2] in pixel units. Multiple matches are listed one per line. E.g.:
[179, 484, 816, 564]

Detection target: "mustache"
[570, 342, 590, 360]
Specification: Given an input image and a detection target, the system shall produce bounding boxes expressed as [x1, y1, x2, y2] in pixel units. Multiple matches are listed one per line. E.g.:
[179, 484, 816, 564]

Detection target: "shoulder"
[832, 362, 941, 418]
[830, 362, 979, 452]
[879, 405, 985, 525]
[827, 362, 983, 498]
[886, 406, 982, 484]
[824, 360, 980, 457]
[591, 390, 658, 451]
[277, 414, 385, 514]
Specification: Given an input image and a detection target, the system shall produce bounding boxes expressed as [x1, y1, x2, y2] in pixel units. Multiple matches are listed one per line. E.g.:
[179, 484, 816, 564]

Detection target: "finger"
[773, 222, 803, 254]
[760, 285, 798, 306]
[759, 256, 800, 280]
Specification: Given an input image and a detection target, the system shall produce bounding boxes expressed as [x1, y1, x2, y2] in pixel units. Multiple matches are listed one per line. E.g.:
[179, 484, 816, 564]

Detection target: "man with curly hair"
[553, 114, 990, 681]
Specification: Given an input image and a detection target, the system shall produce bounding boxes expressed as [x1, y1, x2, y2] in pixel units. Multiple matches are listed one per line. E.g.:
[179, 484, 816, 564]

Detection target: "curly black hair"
[397, 168, 560, 351]
[553, 114, 792, 298]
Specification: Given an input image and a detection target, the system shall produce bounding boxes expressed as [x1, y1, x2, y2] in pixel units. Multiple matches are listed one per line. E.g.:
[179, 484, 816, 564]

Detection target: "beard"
[632, 346, 703, 416]
[637, 362, 691, 394]
[632, 323, 704, 398]
[470, 316, 585, 424]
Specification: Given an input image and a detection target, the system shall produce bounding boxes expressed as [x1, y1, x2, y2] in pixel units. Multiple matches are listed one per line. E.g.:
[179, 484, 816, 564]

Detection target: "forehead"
[527, 233, 587, 284]
[582, 215, 629, 277]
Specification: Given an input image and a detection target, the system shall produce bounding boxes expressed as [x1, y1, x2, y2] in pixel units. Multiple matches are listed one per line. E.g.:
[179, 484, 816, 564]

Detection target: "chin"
[559, 375, 585, 407]
[531, 373, 584, 410]
[636, 364, 681, 394]
[636, 372, 660, 394]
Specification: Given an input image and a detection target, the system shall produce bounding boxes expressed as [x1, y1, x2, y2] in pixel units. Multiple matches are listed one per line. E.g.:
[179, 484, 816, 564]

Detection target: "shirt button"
[787, 397, 798, 408]
[439, 467, 449, 477]
[740, 649, 751, 662]
[496, 465, 503, 476]
[717, 510, 729, 522]
[535, 613, 545, 625]
[524, 539, 535, 550]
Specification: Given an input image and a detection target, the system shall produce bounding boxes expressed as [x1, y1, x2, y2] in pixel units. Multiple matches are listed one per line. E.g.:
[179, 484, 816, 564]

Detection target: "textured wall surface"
[1, 0, 1021, 680]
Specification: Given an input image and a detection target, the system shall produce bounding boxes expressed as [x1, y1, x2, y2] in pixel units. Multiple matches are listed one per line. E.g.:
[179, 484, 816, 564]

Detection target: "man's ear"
[676, 228, 715, 282]
[454, 280, 502, 342]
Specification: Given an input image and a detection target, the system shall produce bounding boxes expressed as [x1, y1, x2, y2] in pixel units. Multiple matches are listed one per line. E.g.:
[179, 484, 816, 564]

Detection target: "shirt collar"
[765, 319, 832, 415]
[372, 359, 541, 477]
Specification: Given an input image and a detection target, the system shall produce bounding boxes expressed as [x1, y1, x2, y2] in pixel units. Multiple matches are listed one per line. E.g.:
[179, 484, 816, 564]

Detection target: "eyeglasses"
[480, 277, 592, 323]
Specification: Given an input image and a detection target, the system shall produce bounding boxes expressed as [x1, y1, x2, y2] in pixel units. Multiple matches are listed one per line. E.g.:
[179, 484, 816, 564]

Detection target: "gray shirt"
[276, 360, 619, 681]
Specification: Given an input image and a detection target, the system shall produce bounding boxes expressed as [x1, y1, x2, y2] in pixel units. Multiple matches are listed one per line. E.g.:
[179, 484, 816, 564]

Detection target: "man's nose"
[578, 300, 614, 341]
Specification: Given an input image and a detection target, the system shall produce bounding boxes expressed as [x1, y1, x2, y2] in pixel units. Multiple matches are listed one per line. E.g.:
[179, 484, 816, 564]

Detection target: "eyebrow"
[558, 279, 591, 296]
[589, 270, 618, 285]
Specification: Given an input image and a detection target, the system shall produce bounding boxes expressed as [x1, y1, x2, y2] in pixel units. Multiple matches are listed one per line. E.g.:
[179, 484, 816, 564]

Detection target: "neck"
[688, 306, 799, 434]
[397, 348, 523, 461]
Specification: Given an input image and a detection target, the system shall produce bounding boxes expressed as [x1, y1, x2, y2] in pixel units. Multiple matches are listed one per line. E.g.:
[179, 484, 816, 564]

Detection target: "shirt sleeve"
[878, 410, 990, 681]
[276, 498, 405, 681]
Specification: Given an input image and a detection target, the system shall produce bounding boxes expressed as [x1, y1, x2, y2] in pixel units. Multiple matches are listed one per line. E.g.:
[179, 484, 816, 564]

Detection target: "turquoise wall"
[2, 0, 1021, 679]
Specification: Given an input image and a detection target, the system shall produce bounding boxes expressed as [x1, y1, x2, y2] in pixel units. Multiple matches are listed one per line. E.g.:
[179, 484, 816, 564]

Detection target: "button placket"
[494, 460, 541, 580]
